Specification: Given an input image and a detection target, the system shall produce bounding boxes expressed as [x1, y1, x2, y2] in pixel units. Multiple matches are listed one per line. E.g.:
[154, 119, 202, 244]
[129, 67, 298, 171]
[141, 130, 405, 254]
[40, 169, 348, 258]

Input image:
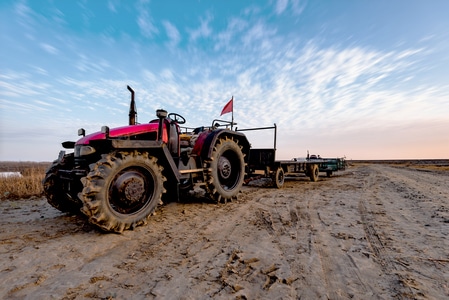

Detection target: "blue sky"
[1, 0, 448, 161]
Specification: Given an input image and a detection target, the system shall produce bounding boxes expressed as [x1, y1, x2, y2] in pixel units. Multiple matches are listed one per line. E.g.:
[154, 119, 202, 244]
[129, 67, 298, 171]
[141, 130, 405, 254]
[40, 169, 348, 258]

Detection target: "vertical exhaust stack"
[127, 85, 137, 125]
[156, 109, 168, 141]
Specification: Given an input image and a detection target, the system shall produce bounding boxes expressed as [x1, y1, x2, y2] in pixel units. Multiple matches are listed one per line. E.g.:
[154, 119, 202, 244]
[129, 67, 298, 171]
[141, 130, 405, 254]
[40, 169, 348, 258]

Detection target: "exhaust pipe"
[127, 85, 137, 125]
[156, 109, 168, 141]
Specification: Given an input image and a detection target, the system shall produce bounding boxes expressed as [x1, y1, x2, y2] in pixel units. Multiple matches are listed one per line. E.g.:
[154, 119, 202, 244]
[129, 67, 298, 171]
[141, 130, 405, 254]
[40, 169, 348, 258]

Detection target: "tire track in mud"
[304, 180, 379, 299]
[358, 169, 399, 272]
[357, 166, 425, 299]
[123, 201, 250, 298]
[247, 176, 380, 299]
[180, 182, 315, 298]
[215, 186, 302, 298]
[378, 165, 449, 224]
[307, 192, 350, 299]
[252, 189, 306, 288]
[128, 187, 298, 299]
[358, 165, 449, 299]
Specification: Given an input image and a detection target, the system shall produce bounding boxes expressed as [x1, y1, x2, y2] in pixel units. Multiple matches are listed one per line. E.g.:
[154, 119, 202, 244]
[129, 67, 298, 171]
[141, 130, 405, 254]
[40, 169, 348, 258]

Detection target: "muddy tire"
[205, 136, 245, 203]
[308, 164, 319, 182]
[43, 154, 82, 214]
[79, 151, 166, 233]
[272, 167, 285, 189]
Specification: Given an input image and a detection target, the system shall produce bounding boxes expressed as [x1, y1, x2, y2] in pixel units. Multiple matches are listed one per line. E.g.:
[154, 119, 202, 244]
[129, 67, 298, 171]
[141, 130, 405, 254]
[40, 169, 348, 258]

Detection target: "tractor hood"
[76, 122, 161, 145]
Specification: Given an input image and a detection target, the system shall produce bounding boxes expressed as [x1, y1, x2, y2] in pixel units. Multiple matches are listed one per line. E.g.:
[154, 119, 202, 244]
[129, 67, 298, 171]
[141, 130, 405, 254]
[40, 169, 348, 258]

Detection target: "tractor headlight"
[75, 145, 96, 157]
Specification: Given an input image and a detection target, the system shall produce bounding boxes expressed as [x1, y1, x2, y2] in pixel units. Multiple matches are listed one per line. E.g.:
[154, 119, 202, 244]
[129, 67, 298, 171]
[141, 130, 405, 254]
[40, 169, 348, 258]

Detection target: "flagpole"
[231, 95, 234, 130]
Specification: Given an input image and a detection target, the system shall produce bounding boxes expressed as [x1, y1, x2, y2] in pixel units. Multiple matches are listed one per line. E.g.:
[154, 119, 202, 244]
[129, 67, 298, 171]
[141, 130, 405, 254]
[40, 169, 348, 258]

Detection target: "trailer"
[293, 154, 347, 177]
[318, 157, 346, 177]
[237, 124, 324, 188]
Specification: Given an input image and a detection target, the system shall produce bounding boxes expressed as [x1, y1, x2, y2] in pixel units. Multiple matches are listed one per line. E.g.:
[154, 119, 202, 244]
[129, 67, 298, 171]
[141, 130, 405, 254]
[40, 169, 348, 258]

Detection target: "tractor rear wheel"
[43, 154, 82, 214]
[206, 136, 245, 203]
[79, 151, 166, 233]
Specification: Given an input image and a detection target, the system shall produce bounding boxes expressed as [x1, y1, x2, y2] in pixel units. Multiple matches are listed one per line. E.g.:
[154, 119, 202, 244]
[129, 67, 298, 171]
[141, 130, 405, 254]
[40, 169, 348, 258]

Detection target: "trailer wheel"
[272, 167, 284, 189]
[308, 164, 319, 182]
[80, 151, 166, 233]
[206, 136, 245, 203]
[43, 154, 82, 214]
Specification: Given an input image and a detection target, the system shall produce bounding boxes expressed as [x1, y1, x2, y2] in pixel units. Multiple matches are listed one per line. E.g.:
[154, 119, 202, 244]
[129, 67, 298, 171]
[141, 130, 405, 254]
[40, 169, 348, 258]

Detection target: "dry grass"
[405, 164, 449, 172]
[386, 160, 449, 172]
[352, 160, 449, 171]
[0, 162, 50, 200]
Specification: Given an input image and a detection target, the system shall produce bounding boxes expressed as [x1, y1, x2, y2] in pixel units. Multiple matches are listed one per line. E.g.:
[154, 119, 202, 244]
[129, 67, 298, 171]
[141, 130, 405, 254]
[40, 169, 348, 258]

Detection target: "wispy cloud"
[162, 20, 181, 49]
[50, 7, 66, 26]
[108, 0, 119, 13]
[273, 0, 306, 16]
[214, 17, 248, 51]
[14, 1, 37, 33]
[241, 21, 278, 50]
[40, 43, 59, 55]
[137, 0, 158, 38]
[188, 13, 213, 41]
[0, 99, 50, 113]
[31, 66, 48, 75]
[275, 0, 289, 15]
[75, 54, 110, 73]
[290, 0, 306, 16]
[0, 72, 52, 98]
[34, 100, 55, 107]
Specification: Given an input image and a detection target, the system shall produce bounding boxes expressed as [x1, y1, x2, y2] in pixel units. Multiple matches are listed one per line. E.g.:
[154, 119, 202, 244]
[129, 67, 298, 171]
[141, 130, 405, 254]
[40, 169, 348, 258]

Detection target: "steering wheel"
[168, 113, 186, 124]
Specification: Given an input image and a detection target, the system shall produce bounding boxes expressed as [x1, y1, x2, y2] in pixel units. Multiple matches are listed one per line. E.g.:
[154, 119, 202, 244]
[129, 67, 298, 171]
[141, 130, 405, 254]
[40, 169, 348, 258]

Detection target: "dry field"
[0, 161, 50, 200]
[0, 161, 448, 299]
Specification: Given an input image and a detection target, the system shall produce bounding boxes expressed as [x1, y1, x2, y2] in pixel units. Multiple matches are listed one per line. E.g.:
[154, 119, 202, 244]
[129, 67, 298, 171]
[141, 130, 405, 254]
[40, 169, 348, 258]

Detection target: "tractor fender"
[193, 129, 250, 162]
[108, 139, 180, 184]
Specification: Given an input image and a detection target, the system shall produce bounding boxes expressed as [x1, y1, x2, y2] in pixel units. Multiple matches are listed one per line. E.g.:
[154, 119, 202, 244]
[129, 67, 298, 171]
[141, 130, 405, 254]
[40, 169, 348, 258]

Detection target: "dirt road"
[1, 164, 448, 299]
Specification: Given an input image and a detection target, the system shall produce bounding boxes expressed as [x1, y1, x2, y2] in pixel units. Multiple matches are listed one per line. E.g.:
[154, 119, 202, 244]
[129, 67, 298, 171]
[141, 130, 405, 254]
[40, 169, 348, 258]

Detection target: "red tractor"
[43, 86, 250, 233]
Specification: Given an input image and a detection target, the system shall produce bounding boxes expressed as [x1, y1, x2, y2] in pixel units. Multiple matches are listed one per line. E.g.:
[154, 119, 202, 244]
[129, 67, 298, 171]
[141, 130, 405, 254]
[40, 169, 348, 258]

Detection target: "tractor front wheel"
[80, 151, 166, 233]
[206, 137, 245, 203]
[43, 153, 82, 214]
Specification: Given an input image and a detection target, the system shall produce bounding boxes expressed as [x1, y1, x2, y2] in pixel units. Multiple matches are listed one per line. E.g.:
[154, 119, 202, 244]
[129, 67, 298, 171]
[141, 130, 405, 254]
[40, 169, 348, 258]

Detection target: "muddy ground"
[1, 163, 448, 299]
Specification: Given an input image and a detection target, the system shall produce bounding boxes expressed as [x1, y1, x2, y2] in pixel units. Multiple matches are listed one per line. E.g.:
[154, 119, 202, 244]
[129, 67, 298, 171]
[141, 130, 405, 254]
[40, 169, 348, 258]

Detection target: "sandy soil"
[1, 164, 448, 299]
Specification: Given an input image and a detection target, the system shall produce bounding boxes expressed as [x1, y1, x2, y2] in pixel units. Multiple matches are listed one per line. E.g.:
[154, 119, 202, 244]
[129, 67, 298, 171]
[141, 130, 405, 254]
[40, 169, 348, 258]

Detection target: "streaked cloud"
[214, 17, 248, 51]
[1, 0, 448, 160]
[188, 13, 213, 41]
[136, 0, 158, 38]
[275, 0, 289, 15]
[162, 20, 181, 49]
[241, 21, 277, 49]
[40, 43, 59, 55]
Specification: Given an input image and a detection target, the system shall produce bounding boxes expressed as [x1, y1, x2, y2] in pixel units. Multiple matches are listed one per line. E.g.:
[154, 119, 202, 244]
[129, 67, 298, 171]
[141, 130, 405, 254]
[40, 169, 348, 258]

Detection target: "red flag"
[220, 98, 233, 116]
